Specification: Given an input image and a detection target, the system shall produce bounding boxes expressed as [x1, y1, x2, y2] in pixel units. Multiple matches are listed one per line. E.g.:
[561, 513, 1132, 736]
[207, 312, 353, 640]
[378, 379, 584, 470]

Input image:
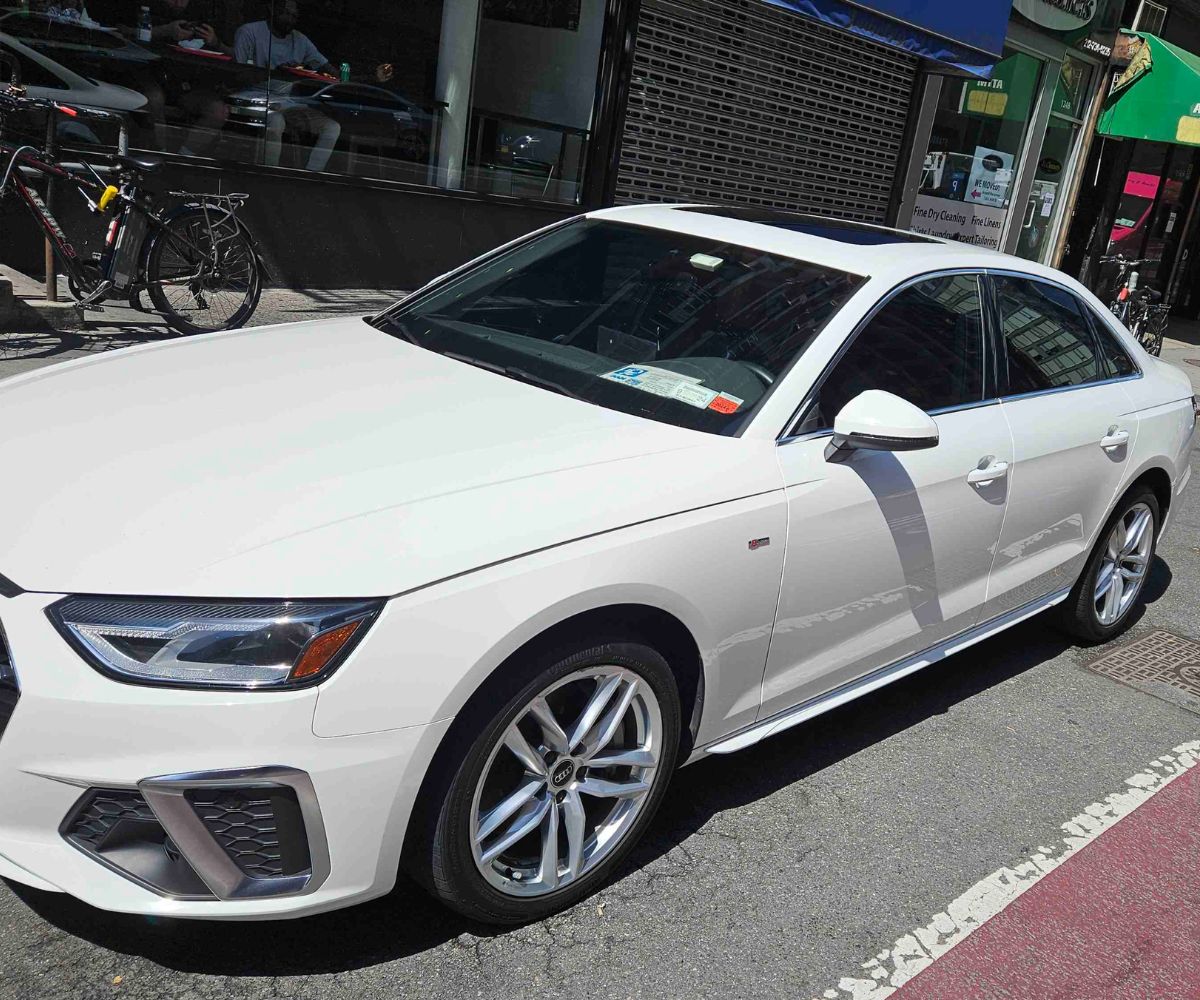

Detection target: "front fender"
[312, 490, 787, 746]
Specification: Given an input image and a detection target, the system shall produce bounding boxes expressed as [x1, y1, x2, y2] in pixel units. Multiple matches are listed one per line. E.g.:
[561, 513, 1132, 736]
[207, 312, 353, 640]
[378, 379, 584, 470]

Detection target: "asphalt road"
[0, 332, 1197, 1000]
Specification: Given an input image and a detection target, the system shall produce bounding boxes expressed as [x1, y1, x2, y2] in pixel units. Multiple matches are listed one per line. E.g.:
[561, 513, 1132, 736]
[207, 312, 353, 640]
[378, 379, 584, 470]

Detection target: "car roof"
[585, 203, 1071, 288]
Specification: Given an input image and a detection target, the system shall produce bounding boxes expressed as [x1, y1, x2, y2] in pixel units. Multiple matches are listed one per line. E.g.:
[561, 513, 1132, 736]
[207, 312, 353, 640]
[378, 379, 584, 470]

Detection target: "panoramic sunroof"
[679, 206, 939, 246]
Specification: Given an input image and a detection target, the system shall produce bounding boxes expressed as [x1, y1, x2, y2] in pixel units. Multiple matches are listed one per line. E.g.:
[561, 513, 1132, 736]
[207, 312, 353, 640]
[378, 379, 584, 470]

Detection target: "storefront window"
[1013, 54, 1092, 262]
[463, 0, 602, 203]
[909, 48, 1044, 251]
[0, 0, 600, 205]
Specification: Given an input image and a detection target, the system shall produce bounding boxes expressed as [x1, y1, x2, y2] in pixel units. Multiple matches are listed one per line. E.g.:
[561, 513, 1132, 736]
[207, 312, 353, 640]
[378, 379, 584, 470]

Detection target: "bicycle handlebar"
[1, 84, 128, 126]
[1099, 255, 1152, 267]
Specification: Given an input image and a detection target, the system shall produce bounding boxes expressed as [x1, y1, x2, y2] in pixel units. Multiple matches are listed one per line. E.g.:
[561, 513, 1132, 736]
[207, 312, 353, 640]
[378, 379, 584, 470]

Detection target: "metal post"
[42, 112, 57, 302]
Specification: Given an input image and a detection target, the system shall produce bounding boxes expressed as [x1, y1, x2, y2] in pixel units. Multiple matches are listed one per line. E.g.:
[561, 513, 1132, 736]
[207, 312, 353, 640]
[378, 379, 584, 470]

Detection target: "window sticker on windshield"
[708, 392, 743, 414]
[601, 365, 717, 408]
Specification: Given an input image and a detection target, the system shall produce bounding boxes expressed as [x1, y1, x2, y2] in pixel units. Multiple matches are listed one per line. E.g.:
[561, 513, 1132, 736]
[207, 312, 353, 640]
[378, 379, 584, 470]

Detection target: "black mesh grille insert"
[186, 787, 311, 879]
[65, 789, 158, 846]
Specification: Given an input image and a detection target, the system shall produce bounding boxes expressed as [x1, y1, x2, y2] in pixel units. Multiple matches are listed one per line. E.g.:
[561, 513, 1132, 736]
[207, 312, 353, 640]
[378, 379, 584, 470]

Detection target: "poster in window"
[483, 0, 580, 30]
[965, 147, 1015, 208]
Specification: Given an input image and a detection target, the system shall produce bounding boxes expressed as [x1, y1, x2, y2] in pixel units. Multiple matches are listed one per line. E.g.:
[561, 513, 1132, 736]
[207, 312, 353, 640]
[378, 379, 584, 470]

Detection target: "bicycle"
[1101, 254, 1168, 357]
[0, 61, 263, 337]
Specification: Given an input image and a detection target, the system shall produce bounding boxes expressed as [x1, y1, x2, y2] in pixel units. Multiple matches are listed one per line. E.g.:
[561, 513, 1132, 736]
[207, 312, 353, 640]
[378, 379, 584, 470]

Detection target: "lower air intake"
[61, 789, 214, 898]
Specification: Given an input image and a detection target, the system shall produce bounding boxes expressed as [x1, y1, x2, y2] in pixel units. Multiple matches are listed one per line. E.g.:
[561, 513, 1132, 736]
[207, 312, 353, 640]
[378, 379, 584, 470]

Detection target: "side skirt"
[702, 588, 1072, 756]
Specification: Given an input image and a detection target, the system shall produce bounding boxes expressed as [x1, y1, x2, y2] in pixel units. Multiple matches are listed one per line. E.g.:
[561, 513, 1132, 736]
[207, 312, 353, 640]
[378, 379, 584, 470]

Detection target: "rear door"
[982, 272, 1139, 621]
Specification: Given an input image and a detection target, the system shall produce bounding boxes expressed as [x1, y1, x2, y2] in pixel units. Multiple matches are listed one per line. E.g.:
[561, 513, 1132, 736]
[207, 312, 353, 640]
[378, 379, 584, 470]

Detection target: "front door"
[761, 273, 1011, 719]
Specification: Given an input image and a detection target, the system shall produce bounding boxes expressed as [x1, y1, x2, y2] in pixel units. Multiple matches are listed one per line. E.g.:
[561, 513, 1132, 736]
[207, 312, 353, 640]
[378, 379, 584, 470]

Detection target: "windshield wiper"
[440, 351, 588, 403]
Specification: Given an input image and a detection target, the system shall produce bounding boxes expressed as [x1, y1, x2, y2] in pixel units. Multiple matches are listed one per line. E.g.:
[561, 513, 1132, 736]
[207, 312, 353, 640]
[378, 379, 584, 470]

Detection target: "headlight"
[47, 597, 383, 690]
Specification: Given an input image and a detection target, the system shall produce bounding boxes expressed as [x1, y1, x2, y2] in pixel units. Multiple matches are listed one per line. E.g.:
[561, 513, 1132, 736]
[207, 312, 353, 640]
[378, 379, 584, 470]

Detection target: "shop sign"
[1012, 0, 1096, 32]
[961, 52, 1040, 122]
[911, 195, 1008, 251]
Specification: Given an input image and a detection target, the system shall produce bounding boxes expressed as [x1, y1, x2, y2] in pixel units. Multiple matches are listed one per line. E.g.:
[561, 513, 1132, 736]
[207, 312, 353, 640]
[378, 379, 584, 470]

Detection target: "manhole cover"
[1086, 630, 1200, 700]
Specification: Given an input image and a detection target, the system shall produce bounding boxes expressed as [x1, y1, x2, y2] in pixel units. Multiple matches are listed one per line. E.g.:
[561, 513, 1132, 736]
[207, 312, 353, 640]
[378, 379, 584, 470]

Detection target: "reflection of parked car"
[0, 33, 145, 141]
[226, 79, 433, 162]
[0, 12, 157, 69]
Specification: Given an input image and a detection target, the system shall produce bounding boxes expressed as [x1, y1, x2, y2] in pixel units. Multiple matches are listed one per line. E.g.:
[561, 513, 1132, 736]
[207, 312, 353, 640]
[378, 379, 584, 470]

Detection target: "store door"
[1014, 55, 1093, 263]
[908, 49, 1044, 252]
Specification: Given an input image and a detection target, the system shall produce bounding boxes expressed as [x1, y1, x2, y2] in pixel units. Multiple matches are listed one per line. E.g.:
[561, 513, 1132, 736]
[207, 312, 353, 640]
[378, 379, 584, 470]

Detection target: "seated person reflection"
[234, 0, 393, 173]
[92, 0, 231, 155]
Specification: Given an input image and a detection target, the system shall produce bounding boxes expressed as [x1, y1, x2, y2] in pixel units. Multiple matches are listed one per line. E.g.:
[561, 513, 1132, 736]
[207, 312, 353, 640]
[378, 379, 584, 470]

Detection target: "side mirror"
[825, 389, 939, 461]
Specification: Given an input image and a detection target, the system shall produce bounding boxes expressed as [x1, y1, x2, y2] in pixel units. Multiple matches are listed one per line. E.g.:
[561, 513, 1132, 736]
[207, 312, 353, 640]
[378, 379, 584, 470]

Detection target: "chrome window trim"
[998, 372, 1143, 404]
[778, 397, 1002, 447]
[777, 268, 995, 441]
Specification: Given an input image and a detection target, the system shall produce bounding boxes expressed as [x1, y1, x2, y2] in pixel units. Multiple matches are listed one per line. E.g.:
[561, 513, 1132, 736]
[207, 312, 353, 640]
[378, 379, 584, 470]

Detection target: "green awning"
[1098, 32, 1200, 146]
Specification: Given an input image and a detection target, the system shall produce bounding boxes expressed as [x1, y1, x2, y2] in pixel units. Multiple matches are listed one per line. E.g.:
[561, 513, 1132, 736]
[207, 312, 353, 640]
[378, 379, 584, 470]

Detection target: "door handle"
[967, 460, 1009, 485]
[1100, 427, 1130, 450]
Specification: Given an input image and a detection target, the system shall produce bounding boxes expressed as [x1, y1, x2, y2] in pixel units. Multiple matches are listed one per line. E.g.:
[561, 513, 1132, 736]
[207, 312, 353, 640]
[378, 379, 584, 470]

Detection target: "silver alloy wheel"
[1094, 502, 1154, 626]
[469, 665, 662, 897]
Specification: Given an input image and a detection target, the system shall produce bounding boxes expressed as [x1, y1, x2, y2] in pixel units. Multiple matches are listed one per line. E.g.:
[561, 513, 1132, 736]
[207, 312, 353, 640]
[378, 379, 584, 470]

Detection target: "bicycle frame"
[1, 140, 248, 306]
[0, 140, 104, 289]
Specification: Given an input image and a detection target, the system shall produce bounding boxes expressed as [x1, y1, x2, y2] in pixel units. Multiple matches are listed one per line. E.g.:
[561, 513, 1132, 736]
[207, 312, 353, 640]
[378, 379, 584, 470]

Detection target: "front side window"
[794, 273, 986, 434]
[373, 220, 864, 434]
[995, 277, 1105, 393]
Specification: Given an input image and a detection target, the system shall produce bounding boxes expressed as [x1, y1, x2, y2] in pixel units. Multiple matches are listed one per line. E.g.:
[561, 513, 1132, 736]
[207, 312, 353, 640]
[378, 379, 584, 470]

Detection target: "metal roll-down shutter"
[614, 0, 918, 222]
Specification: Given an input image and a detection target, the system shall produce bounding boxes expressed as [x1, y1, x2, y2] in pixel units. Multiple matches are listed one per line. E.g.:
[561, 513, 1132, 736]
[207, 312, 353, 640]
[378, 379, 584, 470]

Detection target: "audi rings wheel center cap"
[550, 759, 576, 787]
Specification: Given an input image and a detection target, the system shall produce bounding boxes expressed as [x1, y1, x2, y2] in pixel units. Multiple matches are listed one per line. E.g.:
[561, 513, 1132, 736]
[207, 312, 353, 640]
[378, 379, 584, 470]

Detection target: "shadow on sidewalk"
[0, 326, 172, 362]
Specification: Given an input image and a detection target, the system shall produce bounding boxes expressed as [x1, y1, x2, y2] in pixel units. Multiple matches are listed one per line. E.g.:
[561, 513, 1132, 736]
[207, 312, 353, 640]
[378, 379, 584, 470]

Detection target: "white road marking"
[813, 740, 1200, 1000]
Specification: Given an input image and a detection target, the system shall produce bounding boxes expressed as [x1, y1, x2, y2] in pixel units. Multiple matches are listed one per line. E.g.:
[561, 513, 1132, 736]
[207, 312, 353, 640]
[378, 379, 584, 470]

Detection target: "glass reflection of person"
[92, 0, 231, 154]
[233, 0, 392, 172]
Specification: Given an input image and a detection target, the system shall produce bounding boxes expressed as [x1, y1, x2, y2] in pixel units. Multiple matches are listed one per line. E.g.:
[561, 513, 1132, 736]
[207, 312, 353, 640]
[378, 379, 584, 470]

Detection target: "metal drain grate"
[1185, 359, 1200, 367]
[1086, 630, 1200, 701]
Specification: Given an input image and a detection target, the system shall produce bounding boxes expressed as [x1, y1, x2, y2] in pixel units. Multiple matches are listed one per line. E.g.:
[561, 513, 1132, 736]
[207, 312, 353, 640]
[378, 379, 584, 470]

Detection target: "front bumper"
[0, 591, 449, 919]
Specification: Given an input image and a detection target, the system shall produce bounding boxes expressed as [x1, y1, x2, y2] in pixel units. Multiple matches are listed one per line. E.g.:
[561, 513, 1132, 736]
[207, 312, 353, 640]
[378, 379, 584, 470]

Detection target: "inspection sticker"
[708, 392, 743, 414]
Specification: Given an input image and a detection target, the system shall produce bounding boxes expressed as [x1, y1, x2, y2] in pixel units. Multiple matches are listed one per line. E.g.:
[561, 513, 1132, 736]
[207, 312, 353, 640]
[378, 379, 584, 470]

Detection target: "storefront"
[0, 0, 1031, 289]
[1, 0, 627, 287]
[609, 0, 1012, 224]
[897, 0, 1122, 261]
[1062, 25, 1200, 316]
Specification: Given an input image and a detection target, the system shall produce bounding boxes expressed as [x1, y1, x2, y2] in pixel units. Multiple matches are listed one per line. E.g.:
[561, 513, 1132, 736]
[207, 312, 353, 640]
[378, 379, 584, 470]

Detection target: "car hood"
[0, 318, 780, 597]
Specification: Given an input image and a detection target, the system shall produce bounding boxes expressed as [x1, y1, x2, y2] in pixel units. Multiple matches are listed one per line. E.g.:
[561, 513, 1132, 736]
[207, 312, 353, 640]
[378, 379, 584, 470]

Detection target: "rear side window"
[995, 277, 1105, 393]
[1088, 312, 1138, 378]
[795, 273, 985, 432]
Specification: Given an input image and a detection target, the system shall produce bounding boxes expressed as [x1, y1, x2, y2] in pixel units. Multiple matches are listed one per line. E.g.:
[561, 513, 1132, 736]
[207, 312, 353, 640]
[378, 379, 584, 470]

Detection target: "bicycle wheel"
[146, 207, 262, 335]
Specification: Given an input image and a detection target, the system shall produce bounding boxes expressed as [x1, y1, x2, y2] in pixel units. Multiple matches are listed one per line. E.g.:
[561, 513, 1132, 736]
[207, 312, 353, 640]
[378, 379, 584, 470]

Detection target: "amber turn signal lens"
[289, 620, 364, 680]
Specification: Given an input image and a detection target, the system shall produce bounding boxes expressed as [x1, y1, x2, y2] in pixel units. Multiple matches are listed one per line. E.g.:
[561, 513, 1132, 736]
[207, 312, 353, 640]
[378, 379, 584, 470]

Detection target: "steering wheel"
[741, 361, 775, 387]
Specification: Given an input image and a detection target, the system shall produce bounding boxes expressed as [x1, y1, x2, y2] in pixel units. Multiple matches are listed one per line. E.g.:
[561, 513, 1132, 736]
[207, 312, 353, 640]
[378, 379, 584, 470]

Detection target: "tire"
[420, 639, 681, 924]
[146, 207, 262, 335]
[1059, 486, 1159, 643]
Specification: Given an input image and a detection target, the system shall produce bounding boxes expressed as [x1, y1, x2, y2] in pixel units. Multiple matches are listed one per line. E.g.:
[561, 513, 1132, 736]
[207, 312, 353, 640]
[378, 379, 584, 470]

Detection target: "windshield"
[372, 219, 864, 434]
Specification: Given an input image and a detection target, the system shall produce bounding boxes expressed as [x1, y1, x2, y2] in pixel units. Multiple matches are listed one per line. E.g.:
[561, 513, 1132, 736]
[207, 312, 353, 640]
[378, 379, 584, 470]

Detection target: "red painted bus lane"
[893, 762, 1200, 999]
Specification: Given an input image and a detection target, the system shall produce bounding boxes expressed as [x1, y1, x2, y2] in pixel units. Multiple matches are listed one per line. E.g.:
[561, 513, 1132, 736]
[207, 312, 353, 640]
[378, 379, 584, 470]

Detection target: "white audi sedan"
[0, 205, 1193, 925]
